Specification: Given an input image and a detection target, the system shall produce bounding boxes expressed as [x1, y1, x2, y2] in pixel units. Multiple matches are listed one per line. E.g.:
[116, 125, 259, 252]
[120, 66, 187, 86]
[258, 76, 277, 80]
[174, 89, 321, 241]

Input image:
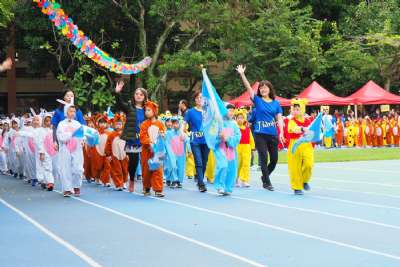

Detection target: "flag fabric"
[291, 112, 323, 154]
[201, 68, 228, 150]
[148, 135, 166, 171]
[323, 114, 334, 138]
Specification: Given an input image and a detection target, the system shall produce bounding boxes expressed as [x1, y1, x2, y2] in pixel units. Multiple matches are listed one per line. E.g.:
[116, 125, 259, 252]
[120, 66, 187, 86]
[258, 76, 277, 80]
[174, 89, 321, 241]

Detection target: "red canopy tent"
[343, 80, 400, 105]
[229, 82, 291, 107]
[297, 81, 353, 106]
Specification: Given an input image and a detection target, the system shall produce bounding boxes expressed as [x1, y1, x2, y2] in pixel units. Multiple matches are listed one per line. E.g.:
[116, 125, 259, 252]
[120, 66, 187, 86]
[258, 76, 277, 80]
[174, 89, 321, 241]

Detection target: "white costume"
[33, 126, 55, 185]
[19, 125, 37, 182]
[0, 129, 7, 173]
[56, 119, 84, 192]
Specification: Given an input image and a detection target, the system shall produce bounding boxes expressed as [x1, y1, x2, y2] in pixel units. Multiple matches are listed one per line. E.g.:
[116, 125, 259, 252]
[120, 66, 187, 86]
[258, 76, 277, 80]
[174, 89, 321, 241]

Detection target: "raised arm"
[236, 65, 254, 99]
[114, 80, 129, 113]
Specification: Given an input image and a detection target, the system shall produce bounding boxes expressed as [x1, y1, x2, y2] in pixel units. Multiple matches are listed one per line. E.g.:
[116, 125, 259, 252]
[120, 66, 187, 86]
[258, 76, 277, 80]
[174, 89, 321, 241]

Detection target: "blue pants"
[213, 149, 237, 193]
[190, 143, 209, 186]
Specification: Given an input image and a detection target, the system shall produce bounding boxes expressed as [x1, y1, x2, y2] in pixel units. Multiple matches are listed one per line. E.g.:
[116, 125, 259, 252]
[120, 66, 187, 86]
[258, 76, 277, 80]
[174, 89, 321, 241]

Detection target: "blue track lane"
[0, 160, 399, 267]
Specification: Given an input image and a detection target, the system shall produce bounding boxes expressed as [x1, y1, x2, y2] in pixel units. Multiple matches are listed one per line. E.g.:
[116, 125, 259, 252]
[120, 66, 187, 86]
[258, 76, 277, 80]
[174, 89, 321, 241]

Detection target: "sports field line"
[0, 197, 103, 267]
[122, 191, 400, 261]
[53, 191, 268, 267]
[315, 165, 398, 174]
[181, 187, 400, 230]
[273, 173, 400, 188]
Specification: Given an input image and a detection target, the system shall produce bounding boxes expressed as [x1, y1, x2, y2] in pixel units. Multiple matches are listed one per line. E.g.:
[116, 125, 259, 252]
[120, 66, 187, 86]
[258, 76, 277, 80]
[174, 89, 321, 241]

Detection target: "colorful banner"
[33, 0, 151, 75]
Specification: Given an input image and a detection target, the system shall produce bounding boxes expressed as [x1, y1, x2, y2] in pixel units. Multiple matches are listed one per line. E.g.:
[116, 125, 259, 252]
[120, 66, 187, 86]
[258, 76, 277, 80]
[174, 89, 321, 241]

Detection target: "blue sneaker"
[303, 183, 311, 191]
[294, 190, 304, 195]
[31, 179, 38, 187]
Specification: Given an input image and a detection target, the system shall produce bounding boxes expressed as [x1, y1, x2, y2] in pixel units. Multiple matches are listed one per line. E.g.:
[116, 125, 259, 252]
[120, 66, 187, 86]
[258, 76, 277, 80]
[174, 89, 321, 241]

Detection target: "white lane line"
[273, 189, 400, 211]
[53, 191, 268, 267]
[315, 165, 399, 174]
[122, 191, 400, 261]
[273, 173, 400, 188]
[0, 198, 103, 267]
[273, 182, 400, 199]
[182, 188, 400, 230]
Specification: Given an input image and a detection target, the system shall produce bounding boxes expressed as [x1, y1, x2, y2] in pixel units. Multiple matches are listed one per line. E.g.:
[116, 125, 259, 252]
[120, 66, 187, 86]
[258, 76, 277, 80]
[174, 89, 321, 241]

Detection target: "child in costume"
[0, 120, 8, 174]
[38, 112, 57, 191]
[83, 114, 96, 183]
[213, 104, 241, 196]
[287, 99, 314, 195]
[235, 108, 255, 187]
[56, 103, 85, 197]
[105, 114, 129, 191]
[163, 116, 174, 187]
[92, 114, 112, 187]
[165, 116, 191, 188]
[140, 101, 166, 197]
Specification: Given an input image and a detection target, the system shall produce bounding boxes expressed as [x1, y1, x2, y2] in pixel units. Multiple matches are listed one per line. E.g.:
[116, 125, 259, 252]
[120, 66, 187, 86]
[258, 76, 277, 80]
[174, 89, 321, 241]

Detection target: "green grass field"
[275, 147, 400, 163]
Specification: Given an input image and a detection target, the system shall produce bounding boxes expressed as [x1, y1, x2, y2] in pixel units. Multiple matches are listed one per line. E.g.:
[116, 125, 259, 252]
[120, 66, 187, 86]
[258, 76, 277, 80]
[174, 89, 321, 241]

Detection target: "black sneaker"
[198, 185, 207, 193]
[170, 181, 177, 188]
[176, 182, 182, 188]
[263, 184, 275, 191]
[166, 181, 171, 187]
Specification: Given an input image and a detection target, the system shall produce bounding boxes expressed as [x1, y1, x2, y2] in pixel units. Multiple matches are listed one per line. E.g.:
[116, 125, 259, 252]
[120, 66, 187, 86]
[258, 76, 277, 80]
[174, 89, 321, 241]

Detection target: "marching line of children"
[0, 97, 321, 197]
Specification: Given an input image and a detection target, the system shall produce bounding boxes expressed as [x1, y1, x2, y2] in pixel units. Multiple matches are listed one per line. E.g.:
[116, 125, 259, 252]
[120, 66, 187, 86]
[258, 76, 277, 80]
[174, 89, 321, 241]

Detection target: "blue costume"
[164, 118, 191, 185]
[213, 118, 241, 195]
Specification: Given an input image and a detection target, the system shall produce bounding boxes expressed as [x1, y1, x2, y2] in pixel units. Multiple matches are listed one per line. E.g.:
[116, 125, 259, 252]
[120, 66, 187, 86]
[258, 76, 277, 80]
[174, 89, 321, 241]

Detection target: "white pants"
[58, 145, 83, 192]
[36, 153, 54, 184]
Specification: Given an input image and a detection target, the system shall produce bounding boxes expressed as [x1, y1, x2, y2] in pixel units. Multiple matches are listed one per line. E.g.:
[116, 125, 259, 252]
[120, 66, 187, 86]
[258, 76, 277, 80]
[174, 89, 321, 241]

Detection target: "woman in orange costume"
[140, 101, 166, 197]
[91, 114, 112, 186]
[105, 115, 129, 191]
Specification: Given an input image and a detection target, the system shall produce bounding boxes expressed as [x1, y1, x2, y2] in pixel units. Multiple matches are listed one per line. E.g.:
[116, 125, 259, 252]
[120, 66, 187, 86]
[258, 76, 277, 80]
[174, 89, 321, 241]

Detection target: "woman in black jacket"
[115, 80, 148, 192]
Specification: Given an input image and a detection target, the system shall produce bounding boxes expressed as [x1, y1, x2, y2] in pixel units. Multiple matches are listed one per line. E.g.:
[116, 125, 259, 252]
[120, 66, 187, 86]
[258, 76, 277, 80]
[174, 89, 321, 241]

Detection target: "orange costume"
[365, 118, 374, 147]
[105, 116, 129, 189]
[140, 101, 165, 194]
[83, 114, 96, 181]
[375, 120, 383, 147]
[335, 118, 344, 147]
[91, 114, 112, 186]
[393, 119, 399, 147]
[386, 118, 393, 146]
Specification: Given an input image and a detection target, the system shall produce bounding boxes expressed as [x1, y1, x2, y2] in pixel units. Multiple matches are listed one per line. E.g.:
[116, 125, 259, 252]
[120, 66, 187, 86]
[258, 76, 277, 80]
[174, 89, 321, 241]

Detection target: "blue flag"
[323, 115, 334, 138]
[201, 69, 228, 149]
[291, 113, 323, 154]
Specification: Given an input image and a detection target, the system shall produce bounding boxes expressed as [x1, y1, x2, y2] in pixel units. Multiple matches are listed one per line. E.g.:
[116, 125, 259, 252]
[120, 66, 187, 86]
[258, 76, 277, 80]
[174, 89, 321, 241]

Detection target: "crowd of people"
[0, 62, 398, 199]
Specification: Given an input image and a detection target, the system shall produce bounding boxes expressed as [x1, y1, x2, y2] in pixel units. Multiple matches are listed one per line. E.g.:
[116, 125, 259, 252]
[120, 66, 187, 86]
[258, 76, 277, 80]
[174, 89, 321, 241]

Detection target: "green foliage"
[0, 0, 14, 28]
[8, 0, 400, 112]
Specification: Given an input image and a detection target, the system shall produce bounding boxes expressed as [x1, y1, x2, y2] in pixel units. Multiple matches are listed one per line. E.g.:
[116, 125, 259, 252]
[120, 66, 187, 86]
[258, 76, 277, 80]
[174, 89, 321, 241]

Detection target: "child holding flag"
[213, 104, 241, 195]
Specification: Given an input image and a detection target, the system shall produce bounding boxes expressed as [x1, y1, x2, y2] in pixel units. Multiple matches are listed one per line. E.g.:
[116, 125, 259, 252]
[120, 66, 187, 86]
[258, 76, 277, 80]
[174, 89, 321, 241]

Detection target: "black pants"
[127, 152, 140, 181]
[254, 133, 279, 186]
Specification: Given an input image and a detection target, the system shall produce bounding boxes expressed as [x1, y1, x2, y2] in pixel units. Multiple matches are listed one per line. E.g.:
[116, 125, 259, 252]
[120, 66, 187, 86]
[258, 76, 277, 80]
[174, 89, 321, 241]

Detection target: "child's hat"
[145, 101, 159, 115]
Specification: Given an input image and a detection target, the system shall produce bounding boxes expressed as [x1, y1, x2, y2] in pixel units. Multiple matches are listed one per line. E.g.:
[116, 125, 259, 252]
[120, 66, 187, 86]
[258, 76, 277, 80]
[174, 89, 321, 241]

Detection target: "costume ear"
[30, 108, 37, 116]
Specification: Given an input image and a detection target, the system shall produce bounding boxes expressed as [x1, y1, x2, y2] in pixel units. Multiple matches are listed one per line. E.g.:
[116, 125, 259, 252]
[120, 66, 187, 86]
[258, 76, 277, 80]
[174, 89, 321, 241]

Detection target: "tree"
[0, 0, 14, 28]
[341, 0, 400, 91]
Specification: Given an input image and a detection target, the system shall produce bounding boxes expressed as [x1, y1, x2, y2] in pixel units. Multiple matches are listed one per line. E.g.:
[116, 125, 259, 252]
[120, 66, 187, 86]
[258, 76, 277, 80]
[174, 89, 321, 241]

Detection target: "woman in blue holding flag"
[236, 65, 285, 191]
[184, 91, 209, 193]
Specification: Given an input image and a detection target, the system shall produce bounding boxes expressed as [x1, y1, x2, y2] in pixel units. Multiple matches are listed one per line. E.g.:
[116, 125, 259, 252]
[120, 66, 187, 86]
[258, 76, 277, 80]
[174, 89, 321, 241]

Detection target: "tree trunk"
[384, 78, 391, 91]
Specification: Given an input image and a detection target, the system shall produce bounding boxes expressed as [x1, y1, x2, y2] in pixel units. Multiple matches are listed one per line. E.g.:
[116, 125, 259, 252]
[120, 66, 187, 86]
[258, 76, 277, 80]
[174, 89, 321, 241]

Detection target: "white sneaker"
[217, 189, 225, 195]
[242, 182, 250, 188]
